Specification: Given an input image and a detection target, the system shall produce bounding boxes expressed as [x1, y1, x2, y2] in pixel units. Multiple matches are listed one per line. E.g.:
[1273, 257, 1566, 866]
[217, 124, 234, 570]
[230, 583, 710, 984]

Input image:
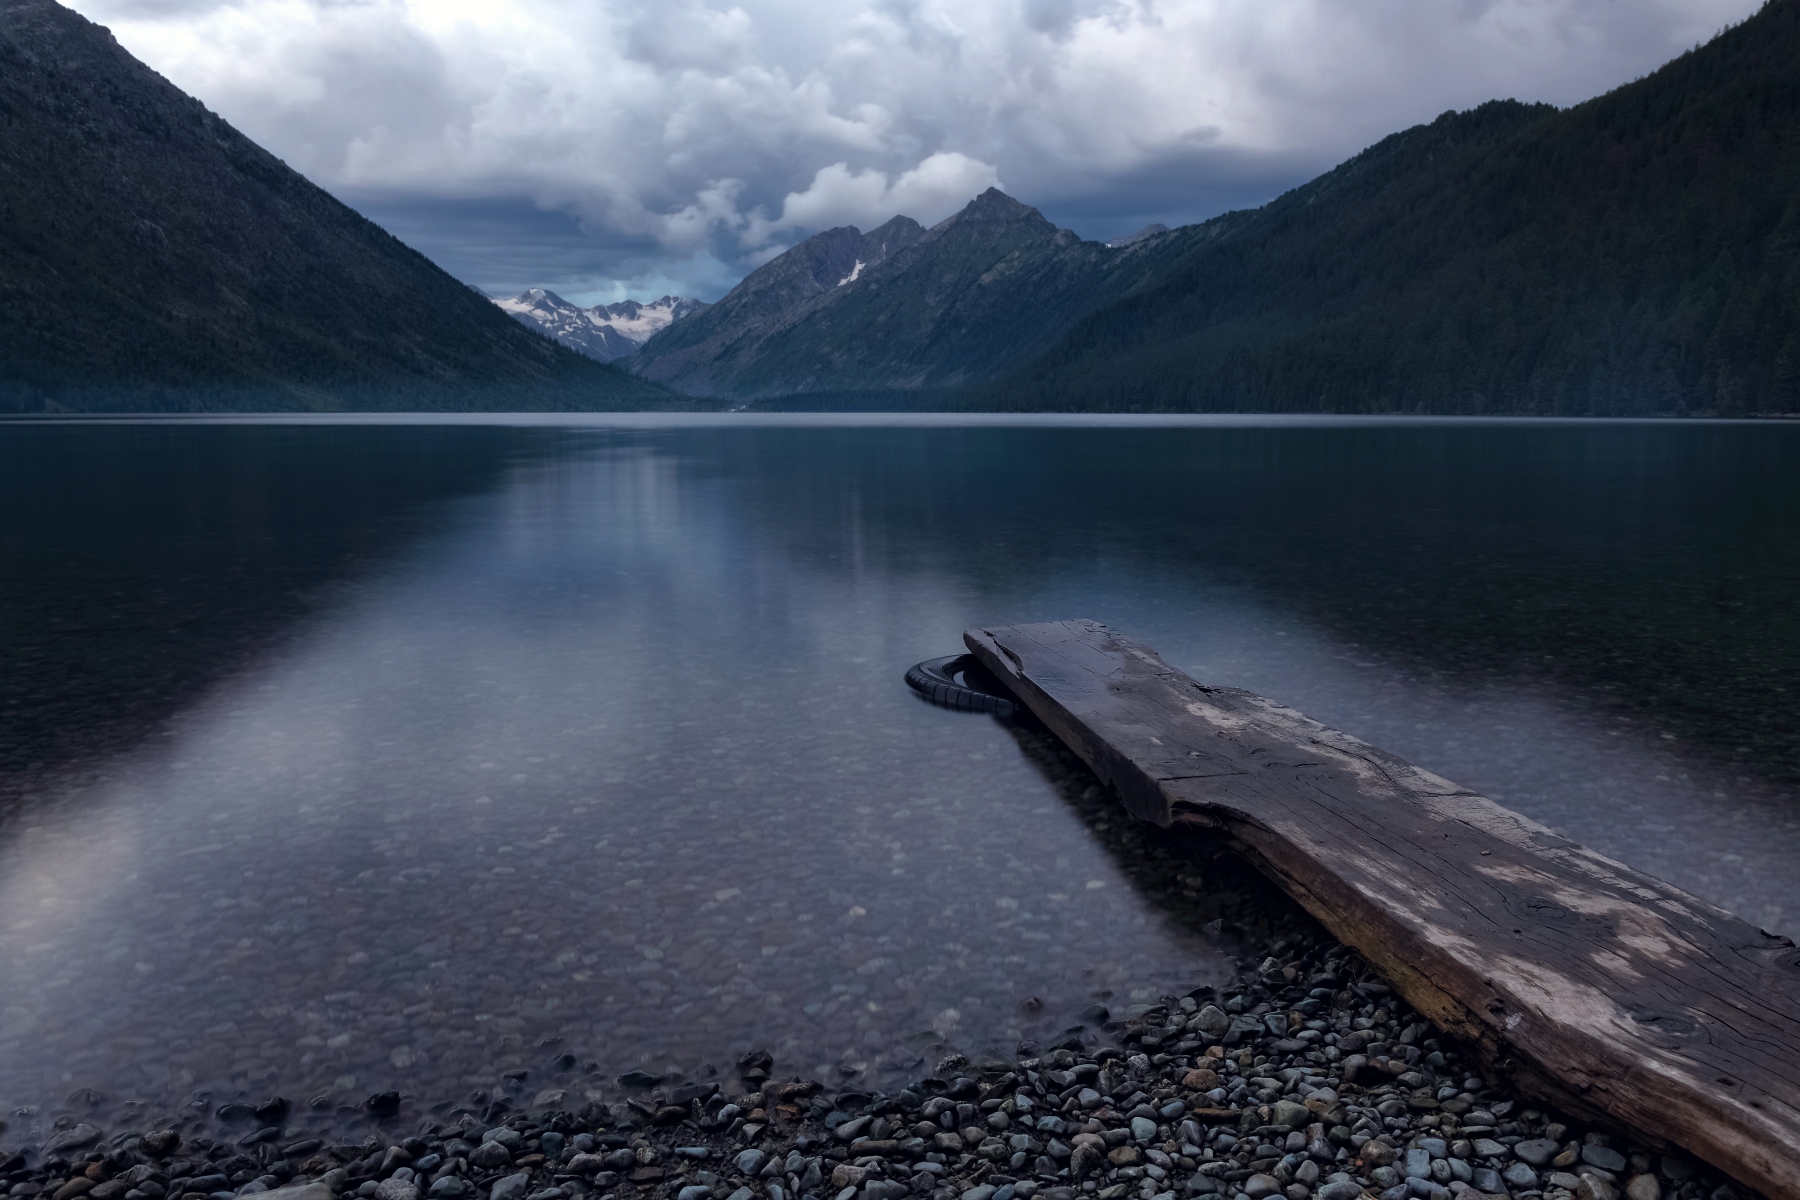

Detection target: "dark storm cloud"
[68, 0, 1763, 301]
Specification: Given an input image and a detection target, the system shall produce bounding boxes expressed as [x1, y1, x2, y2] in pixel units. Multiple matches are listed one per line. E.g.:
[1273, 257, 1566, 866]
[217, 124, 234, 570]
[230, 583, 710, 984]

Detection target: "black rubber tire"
[904, 654, 1018, 716]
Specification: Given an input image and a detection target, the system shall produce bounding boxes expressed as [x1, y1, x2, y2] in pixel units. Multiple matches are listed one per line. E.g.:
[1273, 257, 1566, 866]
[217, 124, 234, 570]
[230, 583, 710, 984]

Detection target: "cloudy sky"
[68, 0, 1759, 305]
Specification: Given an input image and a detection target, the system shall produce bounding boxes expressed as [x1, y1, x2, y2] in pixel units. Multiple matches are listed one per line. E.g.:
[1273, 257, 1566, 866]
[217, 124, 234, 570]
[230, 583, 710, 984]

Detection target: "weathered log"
[964, 619, 1800, 1200]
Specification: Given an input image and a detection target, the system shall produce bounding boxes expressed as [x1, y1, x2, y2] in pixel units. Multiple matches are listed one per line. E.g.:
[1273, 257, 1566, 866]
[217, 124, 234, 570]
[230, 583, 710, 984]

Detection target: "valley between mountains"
[7, 0, 1800, 413]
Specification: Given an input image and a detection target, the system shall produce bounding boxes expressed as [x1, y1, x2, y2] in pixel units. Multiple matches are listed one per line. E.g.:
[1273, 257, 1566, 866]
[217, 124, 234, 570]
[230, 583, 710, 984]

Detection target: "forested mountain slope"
[0, 0, 674, 412]
[975, 0, 1800, 415]
[630, 191, 1189, 399]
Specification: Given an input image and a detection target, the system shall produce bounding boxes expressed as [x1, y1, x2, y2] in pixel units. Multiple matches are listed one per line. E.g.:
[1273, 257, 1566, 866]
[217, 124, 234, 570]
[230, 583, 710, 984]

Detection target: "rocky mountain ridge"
[627, 190, 1182, 400]
[495, 291, 708, 363]
[633, 0, 1800, 415]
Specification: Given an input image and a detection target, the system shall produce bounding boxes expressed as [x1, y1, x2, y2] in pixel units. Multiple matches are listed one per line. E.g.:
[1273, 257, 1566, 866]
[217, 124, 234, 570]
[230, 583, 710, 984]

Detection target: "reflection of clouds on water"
[0, 438, 1232, 1132]
[0, 417, 1795, 1144]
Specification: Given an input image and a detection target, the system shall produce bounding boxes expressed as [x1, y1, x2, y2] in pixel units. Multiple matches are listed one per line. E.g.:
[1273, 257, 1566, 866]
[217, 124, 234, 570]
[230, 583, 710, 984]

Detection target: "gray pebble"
[1270, 1102, 1308, 1130]
[43, 1126, 103, 1155]
[1501, 1164, 1538, 1190]
[1580, 1179, 1619, 1200]
[471, 1145, 513, 1171]
[1582, 1146, 1628, 1173]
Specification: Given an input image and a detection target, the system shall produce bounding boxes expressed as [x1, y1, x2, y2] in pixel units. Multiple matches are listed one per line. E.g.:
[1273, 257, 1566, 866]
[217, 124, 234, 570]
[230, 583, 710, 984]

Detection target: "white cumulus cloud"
[745, 153, 1004, 245]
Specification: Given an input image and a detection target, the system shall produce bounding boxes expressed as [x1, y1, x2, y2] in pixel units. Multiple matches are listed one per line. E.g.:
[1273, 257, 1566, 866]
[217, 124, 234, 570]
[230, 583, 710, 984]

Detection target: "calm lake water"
[2, 415, 1798, 1138]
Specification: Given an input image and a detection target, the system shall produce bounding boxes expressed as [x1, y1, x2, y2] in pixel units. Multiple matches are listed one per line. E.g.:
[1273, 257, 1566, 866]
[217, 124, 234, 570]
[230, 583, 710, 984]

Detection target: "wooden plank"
[965, 619, 1800, 1200]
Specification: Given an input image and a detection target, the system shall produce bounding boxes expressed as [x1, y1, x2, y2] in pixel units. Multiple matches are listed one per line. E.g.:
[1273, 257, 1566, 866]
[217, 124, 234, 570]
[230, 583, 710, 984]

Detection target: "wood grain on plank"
[964, 620, 1800, 1200]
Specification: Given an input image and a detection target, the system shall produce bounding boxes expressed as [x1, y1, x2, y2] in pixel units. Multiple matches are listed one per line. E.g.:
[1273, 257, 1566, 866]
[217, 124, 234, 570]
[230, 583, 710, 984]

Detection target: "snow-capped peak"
[494, 287, 577, 317]
[493, 291, 709, 362]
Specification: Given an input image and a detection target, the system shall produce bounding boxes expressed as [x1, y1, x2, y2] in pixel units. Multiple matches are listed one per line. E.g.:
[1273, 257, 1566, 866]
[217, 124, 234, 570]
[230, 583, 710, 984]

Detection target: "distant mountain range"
[0, 0, 676, 412]
[6, 0, 1799, 414]
[626, 0, 1800, 415]
[495, 291, 708, 362]
[626, 191, 1179, 399]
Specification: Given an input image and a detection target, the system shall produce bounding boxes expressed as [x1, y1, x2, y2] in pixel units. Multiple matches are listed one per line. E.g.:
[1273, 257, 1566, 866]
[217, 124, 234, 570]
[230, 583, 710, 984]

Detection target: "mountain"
[494, 290, 708, 362]
[976, 0, 1800, 415]
[1106, 224, 1168, 248]
[627, 192, 1179, 399]
[0, 0, 677, 412]
[625, 217, 924, 395]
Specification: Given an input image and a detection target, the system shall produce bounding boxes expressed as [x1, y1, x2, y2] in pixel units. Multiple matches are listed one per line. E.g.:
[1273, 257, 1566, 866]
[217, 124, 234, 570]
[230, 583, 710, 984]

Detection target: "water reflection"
[0, 439, 1235, 1133]
[0, 417, 1796, 1141]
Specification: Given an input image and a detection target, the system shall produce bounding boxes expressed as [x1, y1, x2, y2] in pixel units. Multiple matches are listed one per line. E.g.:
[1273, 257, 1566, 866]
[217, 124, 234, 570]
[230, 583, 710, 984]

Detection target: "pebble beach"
[0, 916, 1748, 1200]
[1, 423, 1788, 1200]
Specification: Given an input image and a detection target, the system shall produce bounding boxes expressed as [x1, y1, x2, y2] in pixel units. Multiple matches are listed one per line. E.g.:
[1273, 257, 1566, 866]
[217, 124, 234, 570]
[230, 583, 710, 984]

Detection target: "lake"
[2, 414, 1797, 1138]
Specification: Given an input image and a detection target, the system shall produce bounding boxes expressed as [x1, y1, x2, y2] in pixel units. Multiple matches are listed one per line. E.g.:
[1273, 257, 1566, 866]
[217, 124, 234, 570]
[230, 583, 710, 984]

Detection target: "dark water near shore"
[2, 415, 1798, 1138]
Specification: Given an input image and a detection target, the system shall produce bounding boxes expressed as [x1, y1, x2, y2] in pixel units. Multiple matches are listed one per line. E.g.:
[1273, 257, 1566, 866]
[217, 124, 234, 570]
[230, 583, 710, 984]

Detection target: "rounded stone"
[1270, 1102, 1310, 1130]
[1500, 1164, 1538, 1190]
[470, 1144, 512, 1171]
[1580, 1147, 1627, 1174]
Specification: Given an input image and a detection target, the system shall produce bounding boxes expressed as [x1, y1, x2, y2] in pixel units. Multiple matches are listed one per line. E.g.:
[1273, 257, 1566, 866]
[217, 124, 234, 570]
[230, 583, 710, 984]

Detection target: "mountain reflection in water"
[0, 416, 1795, 1134]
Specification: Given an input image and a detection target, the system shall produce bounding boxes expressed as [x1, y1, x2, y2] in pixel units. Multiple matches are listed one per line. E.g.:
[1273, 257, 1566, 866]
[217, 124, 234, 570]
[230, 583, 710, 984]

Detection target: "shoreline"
[0, 924, 1746, 1200]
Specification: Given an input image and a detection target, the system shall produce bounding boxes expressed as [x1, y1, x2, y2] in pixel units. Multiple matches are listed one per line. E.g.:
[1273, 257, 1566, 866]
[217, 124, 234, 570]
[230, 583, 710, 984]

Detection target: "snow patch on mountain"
[837, 260, 865, 286]
[1105, 223, 1169, 248]
[495, 289, 709, 362]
